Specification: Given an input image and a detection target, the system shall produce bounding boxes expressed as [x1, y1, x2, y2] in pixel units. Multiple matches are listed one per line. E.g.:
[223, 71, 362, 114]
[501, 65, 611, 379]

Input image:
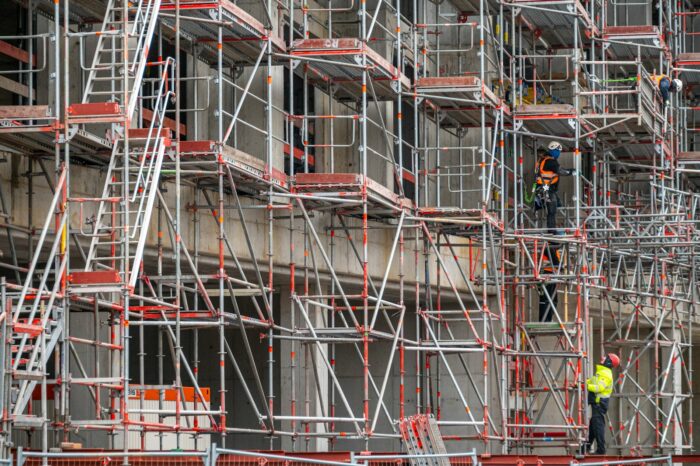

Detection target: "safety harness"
[536, 155, 559, 186]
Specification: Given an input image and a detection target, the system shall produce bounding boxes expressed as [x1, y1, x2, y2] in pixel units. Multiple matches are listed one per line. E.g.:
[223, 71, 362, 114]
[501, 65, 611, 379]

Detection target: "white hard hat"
[673, 79, 683, 92]
[548, 141, 562, 151]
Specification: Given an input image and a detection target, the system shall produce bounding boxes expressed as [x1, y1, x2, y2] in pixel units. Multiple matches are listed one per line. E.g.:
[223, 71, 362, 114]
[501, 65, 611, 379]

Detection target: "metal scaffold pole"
[0, 0, 696, 459]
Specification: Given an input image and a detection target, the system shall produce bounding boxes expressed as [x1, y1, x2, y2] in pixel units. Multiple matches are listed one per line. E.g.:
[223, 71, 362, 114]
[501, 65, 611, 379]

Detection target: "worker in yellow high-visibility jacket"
[652, 74, 683, 106]
[583, 353, 619, 455]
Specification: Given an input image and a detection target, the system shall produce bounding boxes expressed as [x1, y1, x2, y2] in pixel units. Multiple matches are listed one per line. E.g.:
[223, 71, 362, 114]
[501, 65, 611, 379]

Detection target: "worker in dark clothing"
[538, 242, 561, 322]
[583, 353, 619, 455]
[535, 141, 575, 234]
[653, 74, 683, 106]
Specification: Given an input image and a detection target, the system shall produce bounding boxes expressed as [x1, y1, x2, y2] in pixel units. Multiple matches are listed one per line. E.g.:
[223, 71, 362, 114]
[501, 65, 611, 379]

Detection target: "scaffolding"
[0, 0, 696, 459]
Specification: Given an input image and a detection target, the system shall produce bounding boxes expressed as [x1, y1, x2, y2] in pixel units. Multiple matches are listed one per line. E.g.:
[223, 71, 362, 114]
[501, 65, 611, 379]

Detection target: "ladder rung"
[98, 48, 138, 53]
[85, 91, 126, 96]
[93, 255, 136, 261]
[90, 76, 122, 82]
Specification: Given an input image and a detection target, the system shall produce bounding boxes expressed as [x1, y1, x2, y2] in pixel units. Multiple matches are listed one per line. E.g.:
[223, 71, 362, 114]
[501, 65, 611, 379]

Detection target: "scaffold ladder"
[4, 168, 68, 422]
[78, 59, 174, 291]
[81, 0, 162, 118]
[399, 415, 451, 466]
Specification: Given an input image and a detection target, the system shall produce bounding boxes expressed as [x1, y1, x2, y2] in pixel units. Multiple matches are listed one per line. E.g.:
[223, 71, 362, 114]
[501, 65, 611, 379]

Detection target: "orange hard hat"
[606, 353, 620, 369]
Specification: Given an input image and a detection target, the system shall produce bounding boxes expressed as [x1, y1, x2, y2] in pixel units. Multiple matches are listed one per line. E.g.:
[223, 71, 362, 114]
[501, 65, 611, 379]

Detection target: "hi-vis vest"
[652, 74, 668, 87]
[536, 156, 559, 186]
[586, 364, 613, 403]
[542, 249, 562, 273]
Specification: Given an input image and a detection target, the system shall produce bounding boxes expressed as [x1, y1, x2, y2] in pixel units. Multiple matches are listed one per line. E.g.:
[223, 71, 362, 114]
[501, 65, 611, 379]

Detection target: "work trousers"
[545, 191, 560, 234]
[659, 77, 671, 104]
[587, 402, 608, 454]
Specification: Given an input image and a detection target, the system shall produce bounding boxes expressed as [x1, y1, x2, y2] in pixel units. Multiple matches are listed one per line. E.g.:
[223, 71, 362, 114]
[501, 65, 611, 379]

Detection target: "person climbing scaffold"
[534, 141, 576, 234]
[652, 73, 683, 106]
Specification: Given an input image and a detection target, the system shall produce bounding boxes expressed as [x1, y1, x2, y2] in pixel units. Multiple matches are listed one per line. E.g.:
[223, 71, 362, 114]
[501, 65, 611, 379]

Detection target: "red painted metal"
[603, 25, 660, 36]
[66, 102, 122, 123]
[159, 1, 219, 9]
[180, 140, 217, 153]
[67, 102, 121, 117]
[69, 271, 121, 285]
[13, 322, 43, 337]
[284, 142, 315, 166]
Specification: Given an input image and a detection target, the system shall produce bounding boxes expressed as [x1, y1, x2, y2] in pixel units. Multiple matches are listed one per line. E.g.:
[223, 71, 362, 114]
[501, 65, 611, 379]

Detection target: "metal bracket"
[391, 80, 400, 93]
[66, 125, 78, 142]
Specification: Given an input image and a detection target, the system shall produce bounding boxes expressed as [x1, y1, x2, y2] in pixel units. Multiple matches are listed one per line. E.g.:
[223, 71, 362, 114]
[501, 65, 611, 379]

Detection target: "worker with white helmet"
[652, 73, 683, 106]
[535, 141, 575, 234]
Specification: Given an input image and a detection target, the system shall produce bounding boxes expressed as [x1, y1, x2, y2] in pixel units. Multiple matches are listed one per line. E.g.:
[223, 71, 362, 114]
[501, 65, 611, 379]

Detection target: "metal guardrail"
[571, 455, 673, 466]
[14, 446, 480, 466]
[213, 447, 360, 466]
[16, 448, 208, 466]
[8, 446, 681, 466]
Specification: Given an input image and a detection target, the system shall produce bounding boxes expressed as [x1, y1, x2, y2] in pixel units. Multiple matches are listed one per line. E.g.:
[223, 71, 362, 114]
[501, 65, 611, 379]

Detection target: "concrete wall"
[0, 0, 696, 458]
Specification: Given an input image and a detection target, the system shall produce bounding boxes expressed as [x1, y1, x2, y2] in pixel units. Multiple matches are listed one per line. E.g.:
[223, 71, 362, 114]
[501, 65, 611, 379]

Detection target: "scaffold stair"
[75, 60, 173, 292]
[77, 136, 165, 291]
[6, 306, 64, 420]
[75, 0, 162, 119]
